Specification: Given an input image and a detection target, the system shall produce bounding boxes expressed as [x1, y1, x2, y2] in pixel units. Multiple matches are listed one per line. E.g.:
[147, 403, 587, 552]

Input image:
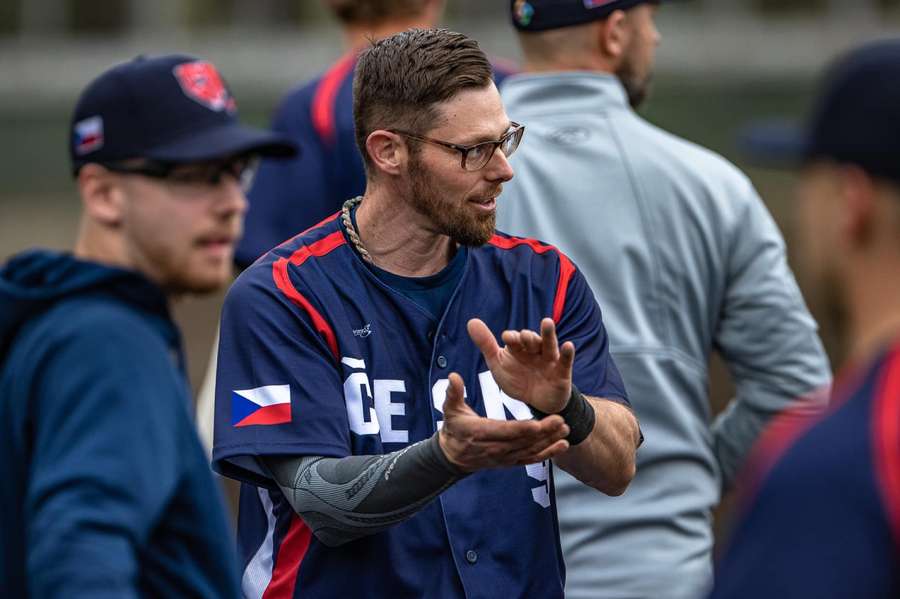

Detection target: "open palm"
[467, 317, 574, 414]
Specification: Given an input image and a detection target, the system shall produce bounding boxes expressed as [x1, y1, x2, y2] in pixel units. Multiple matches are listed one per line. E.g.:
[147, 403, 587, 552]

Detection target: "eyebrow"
[458, 121, 513, 146]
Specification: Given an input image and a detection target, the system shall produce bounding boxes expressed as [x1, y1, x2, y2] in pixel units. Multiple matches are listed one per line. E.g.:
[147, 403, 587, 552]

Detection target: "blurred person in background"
[710, 39, 900, 599]
[496, 1, 832, 597]
[0, 54, 294, 598]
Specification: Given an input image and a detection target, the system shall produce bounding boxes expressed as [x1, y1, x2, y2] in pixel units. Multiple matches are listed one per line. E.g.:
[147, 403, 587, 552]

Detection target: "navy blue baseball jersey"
[236, 54, 517, 268]
[710, 340, 900, 598]
[213, 213, 628, 598]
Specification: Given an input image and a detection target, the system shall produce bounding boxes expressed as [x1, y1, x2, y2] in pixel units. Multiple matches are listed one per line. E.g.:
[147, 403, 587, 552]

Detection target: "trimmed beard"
[617, 57, 652, 109]
[405, 153, 496, 247]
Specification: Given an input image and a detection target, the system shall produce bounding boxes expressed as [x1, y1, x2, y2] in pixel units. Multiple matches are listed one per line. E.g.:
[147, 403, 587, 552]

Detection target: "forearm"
[553, 397, 640, 495]
[263, 433, 465, 547]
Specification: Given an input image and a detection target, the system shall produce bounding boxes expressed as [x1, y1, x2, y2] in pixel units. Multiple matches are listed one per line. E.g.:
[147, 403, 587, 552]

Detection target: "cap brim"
[144, 123, 298, 163]
[736, 119, 809, 168]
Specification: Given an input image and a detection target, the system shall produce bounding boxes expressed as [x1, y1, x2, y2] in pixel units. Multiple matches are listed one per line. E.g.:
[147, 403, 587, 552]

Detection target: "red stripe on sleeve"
[488, 234, 574, 323]
[272, 230, 347, 361]
[552, 253, 575, 324]
[872, 344, 900, 549]
[272, 211, 342, 254]
[261, 515, 313, 599]
[311, 53, 357, 146]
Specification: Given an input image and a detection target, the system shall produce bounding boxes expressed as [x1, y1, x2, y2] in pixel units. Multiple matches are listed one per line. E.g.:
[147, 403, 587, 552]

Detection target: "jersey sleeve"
[26, 311, 186, 598]
[212, 265, 350, 488]
[555, 263, 629, 405]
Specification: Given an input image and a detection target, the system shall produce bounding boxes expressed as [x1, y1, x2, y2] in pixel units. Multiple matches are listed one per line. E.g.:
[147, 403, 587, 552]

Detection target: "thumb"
[442, 372, 470, 417]
[467, 318, 500, 366]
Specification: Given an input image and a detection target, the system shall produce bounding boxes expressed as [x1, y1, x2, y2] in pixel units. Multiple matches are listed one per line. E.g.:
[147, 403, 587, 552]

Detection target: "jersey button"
[436, 355, 448, 368]
[465, 550, 478, 564]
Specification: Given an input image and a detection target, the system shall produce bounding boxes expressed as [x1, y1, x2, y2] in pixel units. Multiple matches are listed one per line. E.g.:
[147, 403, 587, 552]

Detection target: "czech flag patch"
[74, 116, 104, 155]
[232, 384, 292, 427]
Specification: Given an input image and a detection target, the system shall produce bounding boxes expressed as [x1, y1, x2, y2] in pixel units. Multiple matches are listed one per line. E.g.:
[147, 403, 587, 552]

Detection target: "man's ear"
[365, 130, 407, 177]
[839, 165, 877, 248]
[596, 10, 630, 62]
[77, 164, 126, 226]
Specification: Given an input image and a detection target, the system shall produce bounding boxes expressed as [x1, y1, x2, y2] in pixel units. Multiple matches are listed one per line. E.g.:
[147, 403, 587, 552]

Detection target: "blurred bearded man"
[497, 1, 832, 598]
[0, 54, 295, 598]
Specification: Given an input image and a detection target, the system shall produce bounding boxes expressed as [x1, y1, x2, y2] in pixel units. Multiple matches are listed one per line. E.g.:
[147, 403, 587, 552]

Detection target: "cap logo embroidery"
[514, 0, 534, 26]
[173, 61, 237, 113]
[74, 116, 104, 155]
[583, 0, 617, 7]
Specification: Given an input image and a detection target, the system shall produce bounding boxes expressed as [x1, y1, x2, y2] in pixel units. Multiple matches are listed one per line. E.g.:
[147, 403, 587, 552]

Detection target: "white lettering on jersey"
[344, 370, 380, 436]
[526, 461, 551, 508]
[374, 379, 408, 443]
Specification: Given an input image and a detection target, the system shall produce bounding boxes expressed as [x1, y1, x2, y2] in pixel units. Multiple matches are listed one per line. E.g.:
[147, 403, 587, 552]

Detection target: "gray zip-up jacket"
[497, 72, 832, 599]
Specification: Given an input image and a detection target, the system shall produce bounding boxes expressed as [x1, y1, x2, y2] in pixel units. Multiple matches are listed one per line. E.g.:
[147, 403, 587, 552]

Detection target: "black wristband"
[530, 385, 596, 446]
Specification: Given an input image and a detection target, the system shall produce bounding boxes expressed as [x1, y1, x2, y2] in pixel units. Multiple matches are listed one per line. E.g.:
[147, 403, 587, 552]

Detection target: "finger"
[507, 422, 570, 458]
[540, 318, 560, 362]
[514, 439, 570, 466]
[468, 318, 501, 367]
[559, 340, 576, 373]
[466, 417, 546, 444]
[521, 329, 542, 354]
[501, 329, 525, 352]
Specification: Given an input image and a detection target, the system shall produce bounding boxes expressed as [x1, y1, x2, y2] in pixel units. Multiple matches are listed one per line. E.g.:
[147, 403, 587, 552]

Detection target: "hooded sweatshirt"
[0, 249, 239, 599]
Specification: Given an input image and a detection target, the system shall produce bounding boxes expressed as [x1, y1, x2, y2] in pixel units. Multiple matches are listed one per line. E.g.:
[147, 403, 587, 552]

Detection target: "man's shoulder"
[22, 295, 164, 354]
[478, 232, 574, 282]
[625, 114, 749, 185]
[230, 213, 348, 301]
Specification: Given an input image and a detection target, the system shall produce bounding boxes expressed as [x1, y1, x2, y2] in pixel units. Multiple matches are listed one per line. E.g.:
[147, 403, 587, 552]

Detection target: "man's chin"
[449, 213, 495, 247]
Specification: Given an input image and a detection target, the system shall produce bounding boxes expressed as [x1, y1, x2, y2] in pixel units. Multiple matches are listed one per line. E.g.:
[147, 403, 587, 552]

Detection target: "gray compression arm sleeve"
[262, 433, 465, 547]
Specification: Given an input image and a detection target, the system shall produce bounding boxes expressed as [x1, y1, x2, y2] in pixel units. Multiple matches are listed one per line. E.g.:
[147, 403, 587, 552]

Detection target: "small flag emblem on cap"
[514, 0, 535, 26]
[74, 116, 104, 156]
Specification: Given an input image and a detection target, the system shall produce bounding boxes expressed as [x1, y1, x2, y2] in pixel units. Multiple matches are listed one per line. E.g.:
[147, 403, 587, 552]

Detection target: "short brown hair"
[325, 0, 432, 26]
[353, 28, 493, 172]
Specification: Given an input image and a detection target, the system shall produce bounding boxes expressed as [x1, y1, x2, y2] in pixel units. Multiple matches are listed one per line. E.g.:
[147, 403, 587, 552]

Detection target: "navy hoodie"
[0, 249, 240, 599]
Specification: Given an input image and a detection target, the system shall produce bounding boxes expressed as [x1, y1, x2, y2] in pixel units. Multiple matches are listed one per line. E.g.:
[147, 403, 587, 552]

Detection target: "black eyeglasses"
[391, 122, 525, 172]
[103, 155, 260, 193]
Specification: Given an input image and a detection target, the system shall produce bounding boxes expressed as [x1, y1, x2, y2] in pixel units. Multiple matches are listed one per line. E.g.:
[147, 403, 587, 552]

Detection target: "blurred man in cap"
[711, 38, 900, 598]
[0, 54, 295, 598]
[496, 1, 832, 597]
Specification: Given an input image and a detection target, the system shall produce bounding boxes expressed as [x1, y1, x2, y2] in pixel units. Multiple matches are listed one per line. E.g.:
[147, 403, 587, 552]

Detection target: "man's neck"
[845, 252, 900, 364]
[521, 59, 614, 74]
[353, 186, 455, 278]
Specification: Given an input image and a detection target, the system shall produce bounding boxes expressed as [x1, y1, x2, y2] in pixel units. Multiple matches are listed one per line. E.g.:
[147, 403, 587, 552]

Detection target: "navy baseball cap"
[511, 0, 670, 32]
[739, 38, 900, 184]
[70, 54, 296, 174]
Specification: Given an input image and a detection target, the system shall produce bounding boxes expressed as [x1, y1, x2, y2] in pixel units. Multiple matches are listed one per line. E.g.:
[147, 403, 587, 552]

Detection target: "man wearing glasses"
[0, 54, 294, 597]
[212, 28, 640, 599]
